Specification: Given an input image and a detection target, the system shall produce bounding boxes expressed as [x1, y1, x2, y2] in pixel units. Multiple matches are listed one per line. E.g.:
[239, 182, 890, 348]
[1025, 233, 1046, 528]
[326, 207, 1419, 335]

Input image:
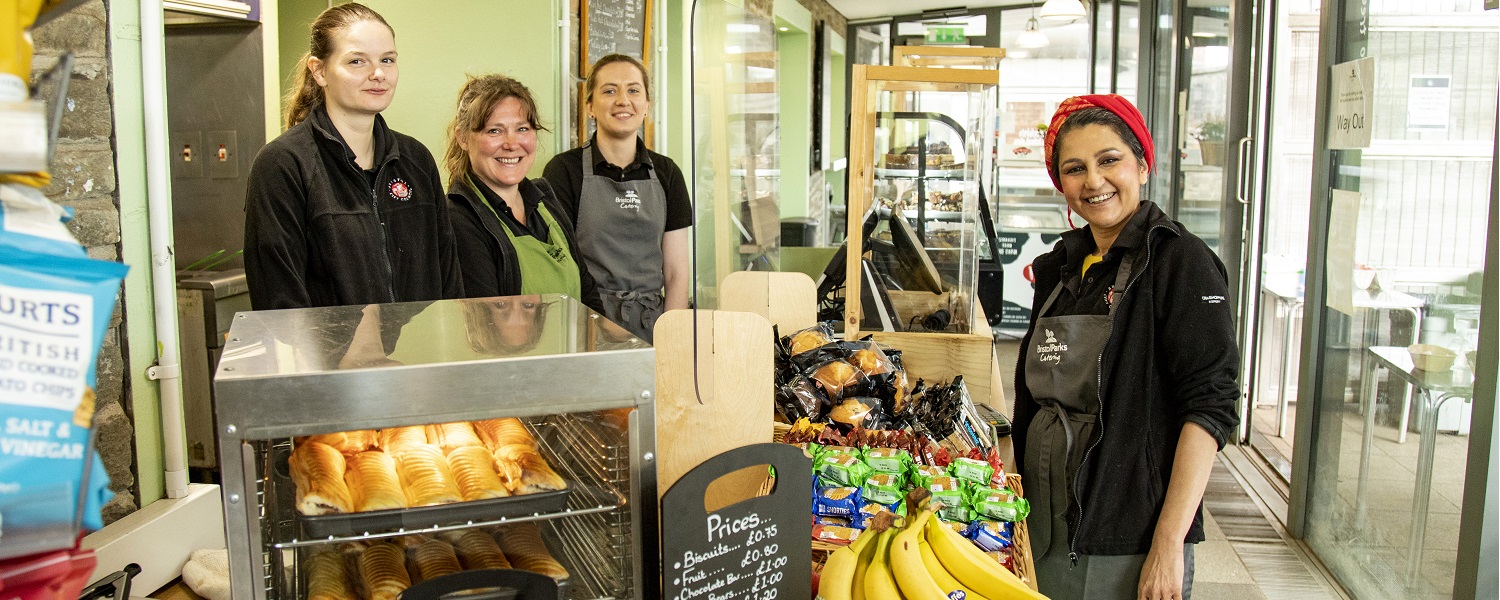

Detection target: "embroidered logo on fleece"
[1203, 295, 1225, 304]
[389, 178, 412, 201]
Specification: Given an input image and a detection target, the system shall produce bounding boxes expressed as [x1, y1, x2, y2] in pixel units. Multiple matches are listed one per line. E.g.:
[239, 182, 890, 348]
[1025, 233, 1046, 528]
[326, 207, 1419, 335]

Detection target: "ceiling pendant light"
[1039, 0, 1087, 21]
[1017, 17, 1049, 48]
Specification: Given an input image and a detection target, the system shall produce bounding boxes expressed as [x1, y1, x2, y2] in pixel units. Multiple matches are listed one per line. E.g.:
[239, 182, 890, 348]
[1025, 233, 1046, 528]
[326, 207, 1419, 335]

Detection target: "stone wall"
[795, 0, 846, 37]
[31, 0, 137, 524]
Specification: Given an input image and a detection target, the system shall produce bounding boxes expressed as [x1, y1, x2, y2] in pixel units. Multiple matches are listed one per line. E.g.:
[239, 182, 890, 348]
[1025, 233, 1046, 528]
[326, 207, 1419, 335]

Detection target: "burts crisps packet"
[0, 183, 127, 559]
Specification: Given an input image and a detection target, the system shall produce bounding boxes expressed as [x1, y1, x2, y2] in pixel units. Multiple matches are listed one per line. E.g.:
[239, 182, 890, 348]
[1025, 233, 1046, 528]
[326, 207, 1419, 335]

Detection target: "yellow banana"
[822, 530, 880, 600]
[918, 537, 989, 600]
[925, 514, 1046, 600]
[864, 529, 903, 600]
[891, 508, 950, 599]
[852, 526, 882, 600]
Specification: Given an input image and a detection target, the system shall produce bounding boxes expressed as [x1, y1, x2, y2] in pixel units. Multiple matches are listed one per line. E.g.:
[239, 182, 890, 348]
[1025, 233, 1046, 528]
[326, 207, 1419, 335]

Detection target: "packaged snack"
[820, 445, 863, 460]
[862, 473, 904, 505]
[813, 523, 861, 544]
[937, 502, 973, 523]
[775, 375, 829, 422]
[986, 550, 1015, 570]
[828, 397, 883, 430]
[809, 359, 867, 401]
[815, 514, 856, 528]
[909, 464, 946, 489]
[864, 447, 913, 475]
[949, 456, 996, 486]
[814, 485, 863, 517]
[966, 520, 1014, 552]
[841, 341, 895, 376]
[942, 520, 969, 535]
[787, 322, 835, 355]
[857, 502, 892, 528]
[927, 475, 962, 493]
[927, 476, 968, 521]
[972, 488, 1030, 522]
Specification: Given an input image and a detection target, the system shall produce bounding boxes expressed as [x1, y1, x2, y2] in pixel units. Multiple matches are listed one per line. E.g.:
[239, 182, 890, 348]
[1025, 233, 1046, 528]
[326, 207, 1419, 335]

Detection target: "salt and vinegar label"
[662, 444, 811, 600]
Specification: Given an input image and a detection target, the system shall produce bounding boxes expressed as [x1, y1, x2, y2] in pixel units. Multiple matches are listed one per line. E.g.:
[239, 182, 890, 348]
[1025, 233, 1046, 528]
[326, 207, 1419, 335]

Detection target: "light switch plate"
[170, 130, 202, 179]
[205, 130, 238, 179]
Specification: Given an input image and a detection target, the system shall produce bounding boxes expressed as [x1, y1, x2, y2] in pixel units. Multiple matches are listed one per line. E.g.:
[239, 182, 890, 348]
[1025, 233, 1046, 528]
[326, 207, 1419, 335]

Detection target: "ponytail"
[283, 53, 323, 129]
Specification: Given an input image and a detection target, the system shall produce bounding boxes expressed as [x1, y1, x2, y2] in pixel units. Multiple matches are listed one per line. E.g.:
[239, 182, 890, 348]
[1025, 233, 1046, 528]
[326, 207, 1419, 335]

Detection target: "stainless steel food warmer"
[213, 295, 657, 599]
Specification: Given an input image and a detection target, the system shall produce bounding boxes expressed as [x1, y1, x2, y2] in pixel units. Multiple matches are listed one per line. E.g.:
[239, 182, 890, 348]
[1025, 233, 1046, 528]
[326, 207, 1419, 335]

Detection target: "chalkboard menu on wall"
[581, 0, 650, 74]
[662, 443, 812, 600]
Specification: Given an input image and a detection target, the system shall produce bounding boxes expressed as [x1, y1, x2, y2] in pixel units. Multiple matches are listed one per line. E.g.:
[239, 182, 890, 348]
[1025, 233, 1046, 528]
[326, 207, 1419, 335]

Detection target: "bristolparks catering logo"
[1036, 328, 1068, 364]
[389, 177, 412, 201]
[616, 189, 642, 211]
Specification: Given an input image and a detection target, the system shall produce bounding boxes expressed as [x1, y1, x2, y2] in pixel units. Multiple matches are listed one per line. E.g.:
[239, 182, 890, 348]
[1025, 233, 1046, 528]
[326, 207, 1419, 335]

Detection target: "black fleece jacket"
[1013, 201, 1241, 556]
[244, 106, 463, 309]
[447, 175, 598, 306]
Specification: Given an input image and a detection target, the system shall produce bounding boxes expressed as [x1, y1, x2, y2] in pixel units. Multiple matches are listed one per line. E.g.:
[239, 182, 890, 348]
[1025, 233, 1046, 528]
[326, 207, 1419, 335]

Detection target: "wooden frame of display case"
[893, 45, 1007, 69]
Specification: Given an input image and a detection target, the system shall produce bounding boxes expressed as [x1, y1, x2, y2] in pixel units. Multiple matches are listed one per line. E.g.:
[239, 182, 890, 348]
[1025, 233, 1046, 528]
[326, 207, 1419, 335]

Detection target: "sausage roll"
[305, 551, 356, 600]
[357, 542, 411, 600]
[440, 530, 512, 570]
[446, 446, 511, 501]
[396, 445, 464, 507]
[410, 539, 463, 584]
[495, 523, 569, 581]
[493, 445, 567, 494]
[473, 418, 535, 451]
[298, 430, 378, 455]
[426, 422, 484, 453]
[290, 441, 353, 515]
[344, 451, 406, 512]
[377, 426, 429, 457]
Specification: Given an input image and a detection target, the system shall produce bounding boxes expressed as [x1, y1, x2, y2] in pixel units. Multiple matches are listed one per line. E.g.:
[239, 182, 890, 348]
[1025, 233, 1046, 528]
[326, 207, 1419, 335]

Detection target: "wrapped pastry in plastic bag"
[807, 358, 869, 400]
[786, 322, 835, 356]
[775, 374, 829, 422]
[826, 397, 878, 430]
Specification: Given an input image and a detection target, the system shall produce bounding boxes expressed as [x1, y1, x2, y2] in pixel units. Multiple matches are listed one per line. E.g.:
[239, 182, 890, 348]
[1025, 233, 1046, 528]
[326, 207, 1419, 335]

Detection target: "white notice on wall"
[1328, 57, 1375, 149]
[1326, 189, 1361, 316]
[1407, 75, 1451, 131]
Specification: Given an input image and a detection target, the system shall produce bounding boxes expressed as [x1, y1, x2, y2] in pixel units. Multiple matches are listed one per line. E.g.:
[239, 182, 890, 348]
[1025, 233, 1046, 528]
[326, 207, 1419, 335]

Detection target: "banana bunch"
[818, 491, 1047, 600]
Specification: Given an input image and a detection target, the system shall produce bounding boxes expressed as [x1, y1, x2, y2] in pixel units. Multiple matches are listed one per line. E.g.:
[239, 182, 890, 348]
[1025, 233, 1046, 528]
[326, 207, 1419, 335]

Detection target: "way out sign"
[1328, 57, 1375, 149]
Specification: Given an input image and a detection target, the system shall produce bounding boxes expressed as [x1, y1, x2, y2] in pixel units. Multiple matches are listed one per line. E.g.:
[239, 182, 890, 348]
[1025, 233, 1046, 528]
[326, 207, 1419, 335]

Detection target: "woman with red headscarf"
[1011, 95, 1240, 600]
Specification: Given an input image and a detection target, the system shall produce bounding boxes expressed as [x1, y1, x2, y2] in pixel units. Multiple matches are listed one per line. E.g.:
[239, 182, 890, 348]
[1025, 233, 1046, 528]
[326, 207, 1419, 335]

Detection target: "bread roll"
[377, 426, 428, 457]
[305, 551, 356, 600]
[357, 542, 411, 600]
[410, 539, 463, 583]
[496, 523, 569, 580]
[473, 418, 535, 451]
[426, 422, 484, 453]
[446, 446, 511, 501]
[396, 445, 463, 507]
[440, 530, 511, 570]
[493, 445, 567, 494]
[344, 451, 406, 512]
[290, 442, 353, 515]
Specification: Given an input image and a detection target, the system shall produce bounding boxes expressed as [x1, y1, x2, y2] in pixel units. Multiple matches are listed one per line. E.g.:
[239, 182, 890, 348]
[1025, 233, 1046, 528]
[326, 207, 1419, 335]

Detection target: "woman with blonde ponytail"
[244, 2, 461, 310]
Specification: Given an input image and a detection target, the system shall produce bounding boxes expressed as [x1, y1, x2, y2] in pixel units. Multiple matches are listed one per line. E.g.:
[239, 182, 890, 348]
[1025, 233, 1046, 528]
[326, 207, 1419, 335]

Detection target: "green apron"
[470, 176, 582, 298]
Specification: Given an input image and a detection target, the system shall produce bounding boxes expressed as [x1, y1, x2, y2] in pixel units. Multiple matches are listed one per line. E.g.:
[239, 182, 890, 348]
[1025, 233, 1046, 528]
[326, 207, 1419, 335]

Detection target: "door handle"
[1235, 136, 1254, 205]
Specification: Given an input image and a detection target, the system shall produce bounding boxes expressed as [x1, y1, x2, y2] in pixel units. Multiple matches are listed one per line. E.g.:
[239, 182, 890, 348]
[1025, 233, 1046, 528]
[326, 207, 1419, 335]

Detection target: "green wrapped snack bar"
[927, 475, 967, 520]
[864, 447, 913, 474]
[909, 464, 947, 489]
[949, 456, 996, 486]
[816, 453, 872, 487]
[973, 487, 1031, 522]
[863, 472, 904, 504]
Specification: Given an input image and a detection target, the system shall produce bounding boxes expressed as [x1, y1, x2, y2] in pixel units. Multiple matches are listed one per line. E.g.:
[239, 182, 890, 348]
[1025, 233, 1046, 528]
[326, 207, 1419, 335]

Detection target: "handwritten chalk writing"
[707, 512, 762, 541]
[681, 543, 733, 569]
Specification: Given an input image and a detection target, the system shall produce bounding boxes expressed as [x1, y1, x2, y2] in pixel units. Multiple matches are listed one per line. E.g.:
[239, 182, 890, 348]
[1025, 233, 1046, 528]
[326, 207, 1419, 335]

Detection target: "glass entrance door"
[1296, 0, 1497, 597]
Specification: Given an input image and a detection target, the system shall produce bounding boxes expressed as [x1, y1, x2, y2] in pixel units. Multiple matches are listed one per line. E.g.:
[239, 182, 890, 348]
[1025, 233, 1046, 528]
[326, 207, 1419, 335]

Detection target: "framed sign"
[581, 0, 651, 74]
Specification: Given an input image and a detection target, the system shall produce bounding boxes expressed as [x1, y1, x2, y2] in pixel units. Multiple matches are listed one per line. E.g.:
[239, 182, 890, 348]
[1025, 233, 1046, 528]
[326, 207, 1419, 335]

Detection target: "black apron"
[575, 146, 667, 343]
[1023, 252, 1136, 560]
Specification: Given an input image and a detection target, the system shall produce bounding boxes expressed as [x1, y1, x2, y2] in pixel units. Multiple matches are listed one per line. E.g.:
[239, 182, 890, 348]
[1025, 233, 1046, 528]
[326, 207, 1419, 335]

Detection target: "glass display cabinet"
[845, 65, 998, 337]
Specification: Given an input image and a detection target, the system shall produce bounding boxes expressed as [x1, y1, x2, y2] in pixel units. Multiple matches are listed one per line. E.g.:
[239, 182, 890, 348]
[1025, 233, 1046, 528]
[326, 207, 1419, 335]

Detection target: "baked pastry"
[496, 523, 569, 581]
[440, 530, 511, 570]
[410, 539, 463, 583]
[473, 418, 535, 451]
[357, 542, 411, 600]
[298, 431, 378, 455]
[790, 329, 831, 355]
[493, 445, 567, 494]
[396, 445, 464, 507]
[446, 446, 511, 501]
[426, 422, 483, 453]
[344, 451, 407, 512]
[305, 551, 356, 600]
[377, 426, 429, 457]
[290, 441, 353, 515]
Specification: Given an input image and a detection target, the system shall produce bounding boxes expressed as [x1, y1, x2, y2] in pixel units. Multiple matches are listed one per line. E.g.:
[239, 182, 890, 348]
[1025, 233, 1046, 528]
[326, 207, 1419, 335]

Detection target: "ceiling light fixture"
[1017, 16, 1049, 48]
[1039, 0, 1086, 21]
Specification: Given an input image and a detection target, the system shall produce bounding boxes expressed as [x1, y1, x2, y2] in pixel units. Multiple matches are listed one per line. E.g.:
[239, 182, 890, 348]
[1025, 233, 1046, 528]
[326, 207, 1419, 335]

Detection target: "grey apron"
[1023, 253, 1135, 558]
[576, 145, 668, 343]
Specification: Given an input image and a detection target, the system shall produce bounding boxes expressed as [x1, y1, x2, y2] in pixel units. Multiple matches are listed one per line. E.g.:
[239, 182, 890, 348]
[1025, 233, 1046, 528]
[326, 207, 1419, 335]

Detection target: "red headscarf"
[1042, 94, 1155, 192]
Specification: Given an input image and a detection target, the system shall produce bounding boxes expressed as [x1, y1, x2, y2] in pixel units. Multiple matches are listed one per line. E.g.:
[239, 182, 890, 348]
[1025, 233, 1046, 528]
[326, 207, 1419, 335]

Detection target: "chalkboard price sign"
[662, 443, 811, 600]
[581, 0, 650, 73]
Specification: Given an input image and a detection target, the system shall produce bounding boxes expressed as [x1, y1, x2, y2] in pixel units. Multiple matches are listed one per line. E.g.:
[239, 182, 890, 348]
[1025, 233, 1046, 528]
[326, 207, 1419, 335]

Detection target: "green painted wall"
[277, 0, 562, 179]
[108, 0, 165, 506]
[776, 11, 811, 220]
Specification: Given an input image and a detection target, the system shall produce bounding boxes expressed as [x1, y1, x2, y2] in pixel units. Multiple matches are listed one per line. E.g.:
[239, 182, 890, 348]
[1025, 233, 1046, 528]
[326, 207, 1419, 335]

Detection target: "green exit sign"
[925, 26, 966, 44]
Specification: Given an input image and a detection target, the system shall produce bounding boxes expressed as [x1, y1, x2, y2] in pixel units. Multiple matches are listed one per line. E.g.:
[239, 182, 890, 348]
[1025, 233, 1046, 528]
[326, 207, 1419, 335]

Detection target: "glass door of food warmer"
[1292, 0, 1497, 597]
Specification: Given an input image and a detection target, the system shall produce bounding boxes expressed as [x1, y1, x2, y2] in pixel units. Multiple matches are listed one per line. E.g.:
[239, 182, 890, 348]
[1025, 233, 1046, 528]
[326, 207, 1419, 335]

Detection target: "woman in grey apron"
[542, 54, 692, 343]
[1014, 95, 1239, 600]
